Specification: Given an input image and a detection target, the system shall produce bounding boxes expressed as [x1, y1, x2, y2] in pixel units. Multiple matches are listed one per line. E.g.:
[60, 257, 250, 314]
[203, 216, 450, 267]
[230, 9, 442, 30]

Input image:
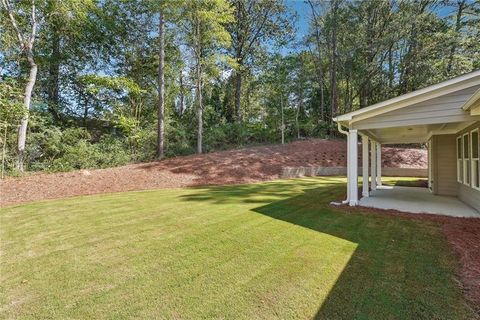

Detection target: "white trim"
[376, 142, 382, 186]
[362, 135, 369, 197]
[463, 133, 470, 186]
[457, 136, 463, 183]
[348, 130, 359, 206]
[428, 139, 433, 191]
[335, 70, 480, 123]
[370, 142, 377, 191]
[346, 133, 350, 202]
[471, 128, 480, 191]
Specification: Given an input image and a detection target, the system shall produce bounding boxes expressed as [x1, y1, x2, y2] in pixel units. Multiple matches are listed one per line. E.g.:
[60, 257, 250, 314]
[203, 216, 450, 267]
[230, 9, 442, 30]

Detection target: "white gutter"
[337, 122, 349, 135]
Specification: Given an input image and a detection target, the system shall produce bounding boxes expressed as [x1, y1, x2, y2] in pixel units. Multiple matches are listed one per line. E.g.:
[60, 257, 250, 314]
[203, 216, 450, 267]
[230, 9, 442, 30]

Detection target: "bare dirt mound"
[0, 139, 426, 206]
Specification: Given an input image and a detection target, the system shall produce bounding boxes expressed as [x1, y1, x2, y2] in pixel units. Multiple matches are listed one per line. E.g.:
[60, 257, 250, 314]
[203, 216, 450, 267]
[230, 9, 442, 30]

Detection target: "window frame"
[463, 133, 470, 186]
[457, 136, 463, 183]
[471, 128, 480, 191]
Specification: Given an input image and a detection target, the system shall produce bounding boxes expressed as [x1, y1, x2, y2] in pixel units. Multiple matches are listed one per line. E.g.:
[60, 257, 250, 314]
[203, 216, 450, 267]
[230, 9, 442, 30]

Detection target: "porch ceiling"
[359, 121, 476, 144]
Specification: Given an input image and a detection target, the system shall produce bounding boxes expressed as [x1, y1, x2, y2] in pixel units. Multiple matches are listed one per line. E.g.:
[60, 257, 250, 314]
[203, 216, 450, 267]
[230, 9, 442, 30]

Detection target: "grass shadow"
[180, 178, 473, 319]
[382, 178, 428, 188]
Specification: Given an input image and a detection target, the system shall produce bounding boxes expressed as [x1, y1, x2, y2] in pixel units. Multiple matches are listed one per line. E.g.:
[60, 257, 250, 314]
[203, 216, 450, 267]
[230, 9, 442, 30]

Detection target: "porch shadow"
[252, 190, 472, 319]
[180, 181, 473, 319]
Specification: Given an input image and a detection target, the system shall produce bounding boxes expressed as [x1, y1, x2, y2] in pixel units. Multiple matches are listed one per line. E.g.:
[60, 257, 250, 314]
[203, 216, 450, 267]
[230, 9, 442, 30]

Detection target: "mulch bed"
[336, 203, 480, 317]
[0, 139, 426, 207]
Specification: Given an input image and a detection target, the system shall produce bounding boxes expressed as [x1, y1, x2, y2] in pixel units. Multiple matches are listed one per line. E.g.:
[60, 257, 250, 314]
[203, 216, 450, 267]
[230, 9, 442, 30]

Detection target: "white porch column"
[370, 141, 377, 191]
[348, 130, 359, 206]
[376, 142, 382, 186]
[362, 135, 369, 197]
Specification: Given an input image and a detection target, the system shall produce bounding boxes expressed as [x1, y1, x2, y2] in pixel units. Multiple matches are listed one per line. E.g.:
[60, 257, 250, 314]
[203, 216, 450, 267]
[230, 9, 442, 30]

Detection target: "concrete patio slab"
[359, 186, 480, 218]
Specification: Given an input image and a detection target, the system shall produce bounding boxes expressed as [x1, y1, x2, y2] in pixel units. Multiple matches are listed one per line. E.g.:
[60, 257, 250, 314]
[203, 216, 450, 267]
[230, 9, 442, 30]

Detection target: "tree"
[2, 0, 38, 171]
[40, 0, 99, 122]
[157, 10, 165, 159]
[328, 0, 339, 120]
[307, 0, 325, 122]
[179, 0, 233, 154]
[227, 0, 291, 122]
[446, 0, 468, 74]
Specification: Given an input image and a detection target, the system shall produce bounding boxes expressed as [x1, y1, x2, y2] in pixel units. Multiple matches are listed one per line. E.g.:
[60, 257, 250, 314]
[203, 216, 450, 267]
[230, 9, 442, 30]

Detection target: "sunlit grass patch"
[0, 177, 473, 319]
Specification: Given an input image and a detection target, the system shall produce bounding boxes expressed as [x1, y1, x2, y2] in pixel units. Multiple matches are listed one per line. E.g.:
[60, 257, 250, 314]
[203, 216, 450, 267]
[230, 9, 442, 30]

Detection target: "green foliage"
[1, 0, 478, 175]
[0, 78, 26, 125]
[50, 134, 131, 172]
[9, 112, 133, 173]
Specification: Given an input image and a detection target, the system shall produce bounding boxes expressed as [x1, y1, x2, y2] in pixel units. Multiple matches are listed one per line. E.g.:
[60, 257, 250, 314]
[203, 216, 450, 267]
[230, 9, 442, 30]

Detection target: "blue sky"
[283, 0, 462, 54]
[286, 0, 311, 40]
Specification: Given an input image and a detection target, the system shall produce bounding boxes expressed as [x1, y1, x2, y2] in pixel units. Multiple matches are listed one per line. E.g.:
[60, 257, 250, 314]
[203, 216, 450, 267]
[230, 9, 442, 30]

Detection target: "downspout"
[332, 122, 350, 205]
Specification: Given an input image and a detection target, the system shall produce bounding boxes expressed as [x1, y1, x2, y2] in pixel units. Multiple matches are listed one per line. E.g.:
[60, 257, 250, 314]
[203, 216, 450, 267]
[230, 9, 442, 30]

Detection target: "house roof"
[334, 69, 480, 125]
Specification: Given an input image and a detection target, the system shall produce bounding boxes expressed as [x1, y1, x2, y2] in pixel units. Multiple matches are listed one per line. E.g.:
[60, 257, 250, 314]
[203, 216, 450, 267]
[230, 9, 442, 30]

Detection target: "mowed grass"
[0, 177, 474, 319]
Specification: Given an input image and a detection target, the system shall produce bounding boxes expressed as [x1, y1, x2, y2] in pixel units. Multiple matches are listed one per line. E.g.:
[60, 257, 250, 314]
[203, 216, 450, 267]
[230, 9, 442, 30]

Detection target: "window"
[471, 129, 480, 190]
[457, 136, 463, 183]
[463, 133, 470, 185]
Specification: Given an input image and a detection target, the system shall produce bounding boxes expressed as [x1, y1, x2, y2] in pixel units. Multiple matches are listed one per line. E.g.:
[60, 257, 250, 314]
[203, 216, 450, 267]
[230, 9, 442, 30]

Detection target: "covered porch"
[334, 71, 480, 217]
[359, 185, 480, 218]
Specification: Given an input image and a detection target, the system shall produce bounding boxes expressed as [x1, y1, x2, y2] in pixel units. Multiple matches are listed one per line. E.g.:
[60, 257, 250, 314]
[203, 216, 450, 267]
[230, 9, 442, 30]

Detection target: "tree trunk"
[82, 97, 89, 127]
[46, 0, 61, 121]
[17, 52, 37, 172]
[156, 10, 165, 159]
[296, 84, 303, 139]
[196, 73, 203, 154]
[47, 29, 61, 121]
[178, 71, 185, 115]
[234, 70, 242, 122]
[195, 21, 203, 155]
[399, 2, 428, 93]
[281, 94, 285, 145]
[330, 0, 338, 120]
[307, 0, 325, 122]
[447, 0, 466, 74]
[388, 44, 394, 92]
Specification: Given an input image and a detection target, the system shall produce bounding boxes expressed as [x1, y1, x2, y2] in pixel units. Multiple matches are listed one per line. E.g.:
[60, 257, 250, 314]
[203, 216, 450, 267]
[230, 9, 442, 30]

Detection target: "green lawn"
[0, 177, 474, 319]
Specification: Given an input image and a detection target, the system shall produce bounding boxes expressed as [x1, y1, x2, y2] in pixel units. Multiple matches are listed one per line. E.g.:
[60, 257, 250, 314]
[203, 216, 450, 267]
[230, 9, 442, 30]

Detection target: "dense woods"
[1, 0, 479, 174]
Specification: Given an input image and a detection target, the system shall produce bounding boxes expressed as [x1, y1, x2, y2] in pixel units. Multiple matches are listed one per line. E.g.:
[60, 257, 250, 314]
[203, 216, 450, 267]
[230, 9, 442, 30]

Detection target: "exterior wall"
[431, 134, 458, 196]
[458, 184, 480, 212]
[456, 121, 480, 211]
[352, 86, 480, 130]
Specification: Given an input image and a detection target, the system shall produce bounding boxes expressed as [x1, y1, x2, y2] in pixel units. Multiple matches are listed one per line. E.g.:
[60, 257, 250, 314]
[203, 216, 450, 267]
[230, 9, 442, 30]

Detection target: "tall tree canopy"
[0, 0, 478, 174]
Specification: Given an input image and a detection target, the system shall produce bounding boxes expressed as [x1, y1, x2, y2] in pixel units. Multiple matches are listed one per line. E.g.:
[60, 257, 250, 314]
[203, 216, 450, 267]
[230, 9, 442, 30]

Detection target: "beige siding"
[431, 134, 458, 196]
[459, 184, 480, 211]
[456, 121, 480, 211]
[353, 86, 480, 130]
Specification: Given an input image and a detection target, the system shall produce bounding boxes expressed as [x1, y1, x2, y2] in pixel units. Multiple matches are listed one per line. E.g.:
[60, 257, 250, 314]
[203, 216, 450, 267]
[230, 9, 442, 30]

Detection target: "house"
[334, 70, 480, 216]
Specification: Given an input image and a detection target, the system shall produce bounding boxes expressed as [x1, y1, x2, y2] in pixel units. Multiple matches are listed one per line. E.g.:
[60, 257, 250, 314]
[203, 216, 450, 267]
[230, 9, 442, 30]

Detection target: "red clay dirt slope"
[0, 139, 426, 207]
